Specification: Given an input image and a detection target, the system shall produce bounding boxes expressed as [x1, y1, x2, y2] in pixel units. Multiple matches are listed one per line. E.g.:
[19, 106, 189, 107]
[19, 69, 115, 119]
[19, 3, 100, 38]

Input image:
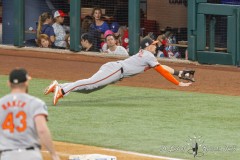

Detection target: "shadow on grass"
[51, 94, 171, 107]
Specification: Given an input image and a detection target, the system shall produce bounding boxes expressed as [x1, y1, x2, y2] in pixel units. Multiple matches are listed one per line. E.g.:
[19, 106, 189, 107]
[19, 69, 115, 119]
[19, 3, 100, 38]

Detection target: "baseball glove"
[179, 70, 195, 82]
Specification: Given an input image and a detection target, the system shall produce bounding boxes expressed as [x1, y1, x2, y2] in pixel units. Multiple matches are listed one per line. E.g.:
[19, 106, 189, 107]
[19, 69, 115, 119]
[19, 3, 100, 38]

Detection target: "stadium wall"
[147, 0, 187, 29]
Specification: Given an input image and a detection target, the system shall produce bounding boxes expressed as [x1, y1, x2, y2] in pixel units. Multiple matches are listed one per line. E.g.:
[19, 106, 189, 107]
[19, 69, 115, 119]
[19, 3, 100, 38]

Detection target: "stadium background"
[0, 0, 240, 160]
[1, 0, 240, 65]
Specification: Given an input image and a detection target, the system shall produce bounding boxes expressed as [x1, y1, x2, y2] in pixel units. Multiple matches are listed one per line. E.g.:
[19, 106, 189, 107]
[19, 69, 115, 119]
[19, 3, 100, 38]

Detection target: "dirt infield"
[0, 48, 240, 160]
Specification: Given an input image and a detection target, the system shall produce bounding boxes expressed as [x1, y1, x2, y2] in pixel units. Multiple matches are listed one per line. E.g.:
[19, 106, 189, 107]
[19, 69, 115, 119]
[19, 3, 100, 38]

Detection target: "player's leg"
[62, 62, 123, 95]
[53, 62, 123, 105]
[53, 83, 107, 94]
[71, 85, 108, 94]
[44, 73, 109, 95]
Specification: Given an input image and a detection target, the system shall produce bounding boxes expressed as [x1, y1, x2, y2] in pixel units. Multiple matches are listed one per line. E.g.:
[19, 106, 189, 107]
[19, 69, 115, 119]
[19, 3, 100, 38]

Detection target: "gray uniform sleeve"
[145, 52, 159, 67]
[31, 98, 48, 118]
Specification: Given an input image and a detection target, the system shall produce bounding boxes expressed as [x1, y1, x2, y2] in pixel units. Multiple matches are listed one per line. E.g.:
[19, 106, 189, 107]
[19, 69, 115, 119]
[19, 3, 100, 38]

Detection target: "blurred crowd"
[34, 7, 187, 59]
[35, 7, 129, 56]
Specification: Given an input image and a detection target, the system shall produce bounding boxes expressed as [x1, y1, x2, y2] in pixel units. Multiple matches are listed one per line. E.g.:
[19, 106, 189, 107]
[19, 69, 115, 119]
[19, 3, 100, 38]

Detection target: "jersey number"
[2, 111, 27, 133]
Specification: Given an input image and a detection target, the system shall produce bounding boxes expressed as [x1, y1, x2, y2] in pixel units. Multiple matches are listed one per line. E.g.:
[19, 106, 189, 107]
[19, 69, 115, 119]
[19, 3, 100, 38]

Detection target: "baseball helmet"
[110, 22, 120, 33]
[140, 37, 158, 49]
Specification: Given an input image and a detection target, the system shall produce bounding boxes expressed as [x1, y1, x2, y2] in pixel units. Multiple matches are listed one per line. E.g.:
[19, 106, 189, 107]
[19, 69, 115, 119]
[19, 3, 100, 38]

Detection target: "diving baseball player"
[0, 68, 60, 160]
[44, 37, 195, 105]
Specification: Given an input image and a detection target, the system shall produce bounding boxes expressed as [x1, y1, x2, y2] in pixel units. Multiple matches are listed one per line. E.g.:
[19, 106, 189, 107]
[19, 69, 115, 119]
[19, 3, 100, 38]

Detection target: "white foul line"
[101, 148, 185, 160]
[42, 148, 186, 160]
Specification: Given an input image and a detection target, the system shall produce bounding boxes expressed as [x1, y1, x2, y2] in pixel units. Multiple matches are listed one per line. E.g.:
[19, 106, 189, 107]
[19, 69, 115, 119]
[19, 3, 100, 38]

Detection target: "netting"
[25, 0, 71, 48]
[141, 0, 188, 59]
[3, 1, 237, 59]
[1, 0, 190, 59]
[205, 15, 227, 51]
[205, 0, 240, 52]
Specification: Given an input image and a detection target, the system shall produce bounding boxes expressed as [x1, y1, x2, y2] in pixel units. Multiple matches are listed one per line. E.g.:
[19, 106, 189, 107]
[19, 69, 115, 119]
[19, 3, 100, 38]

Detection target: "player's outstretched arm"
[162, 65, 195, 82]
[35, 115, 61, 160]
[161, 65, 175, 74]
[154, 65, 191, 87]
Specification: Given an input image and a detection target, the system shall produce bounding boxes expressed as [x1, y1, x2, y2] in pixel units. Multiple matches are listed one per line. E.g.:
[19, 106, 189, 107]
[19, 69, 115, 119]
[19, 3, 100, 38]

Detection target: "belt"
[0, 146, 39, 153]
[120, 67, 123, 74]
[117, 62, 124, 74]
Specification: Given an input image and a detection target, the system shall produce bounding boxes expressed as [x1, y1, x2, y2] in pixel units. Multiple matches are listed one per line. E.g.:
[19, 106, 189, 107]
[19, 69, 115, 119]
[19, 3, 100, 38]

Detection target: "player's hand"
[179, 70, 195, 82]
[178, 82, 192, 87]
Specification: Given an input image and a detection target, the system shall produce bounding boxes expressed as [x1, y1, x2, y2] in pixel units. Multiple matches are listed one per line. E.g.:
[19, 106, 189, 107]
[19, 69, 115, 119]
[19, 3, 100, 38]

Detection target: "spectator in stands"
[88, 8, 109, 49]
[65, 34, 70, 49]
[109, 22, 123, 47]
[165, 31, 180, 58]
[104, 34, 129, 56]
[37, 34, 52, 48]
[110, 22, 120, 34]
[156, 34, 168, 58]
[81, 33, 99, 52]
[50, 0, 70, 25]
[101, 30, 114, 52]
[90, 7, 110, 36]
[37, 12, 55, 43]
[112, 26, 129, 50]
[52, 10, 67, 48]
[81, 15, 93, 34]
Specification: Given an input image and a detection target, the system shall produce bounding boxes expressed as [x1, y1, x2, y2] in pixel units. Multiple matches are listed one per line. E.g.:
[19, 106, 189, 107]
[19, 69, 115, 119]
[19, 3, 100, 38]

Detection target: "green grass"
[0, 76, 239, 160]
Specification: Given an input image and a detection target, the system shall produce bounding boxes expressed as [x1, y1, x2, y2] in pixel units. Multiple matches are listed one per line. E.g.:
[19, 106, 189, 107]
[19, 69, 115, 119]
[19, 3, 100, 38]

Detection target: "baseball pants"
[61, 62, 123, 95]
[0, 148, 42, 160]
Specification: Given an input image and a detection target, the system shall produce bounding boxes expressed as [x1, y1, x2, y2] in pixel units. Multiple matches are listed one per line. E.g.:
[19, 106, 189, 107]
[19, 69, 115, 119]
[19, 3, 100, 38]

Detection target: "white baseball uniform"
[0, 93, 48, 160]
[107, 46, 129, 56]
[60, 49, 159, 95]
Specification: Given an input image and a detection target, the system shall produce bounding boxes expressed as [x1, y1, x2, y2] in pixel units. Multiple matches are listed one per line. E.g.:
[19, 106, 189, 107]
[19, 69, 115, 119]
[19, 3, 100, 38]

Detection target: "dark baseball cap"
[140, 37, 158, 49]
[9, 68, 31, 84]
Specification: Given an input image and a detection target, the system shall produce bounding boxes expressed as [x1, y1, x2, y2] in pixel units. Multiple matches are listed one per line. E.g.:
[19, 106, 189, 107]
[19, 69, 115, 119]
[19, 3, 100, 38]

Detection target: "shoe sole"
[44, 80, 58, 95]
[53, 86, 61, 106]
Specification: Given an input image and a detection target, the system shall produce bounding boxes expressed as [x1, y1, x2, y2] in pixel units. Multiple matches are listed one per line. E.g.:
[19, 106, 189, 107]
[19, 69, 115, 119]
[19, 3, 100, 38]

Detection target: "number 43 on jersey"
[2, 111, 27, 133]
